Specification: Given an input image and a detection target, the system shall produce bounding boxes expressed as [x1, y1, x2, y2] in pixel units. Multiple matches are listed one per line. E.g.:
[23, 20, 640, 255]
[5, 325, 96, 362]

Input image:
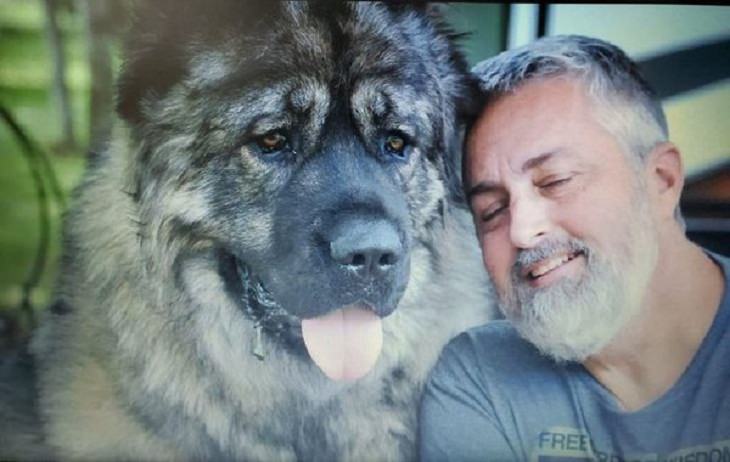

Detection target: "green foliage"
[0, 0, 88, 314]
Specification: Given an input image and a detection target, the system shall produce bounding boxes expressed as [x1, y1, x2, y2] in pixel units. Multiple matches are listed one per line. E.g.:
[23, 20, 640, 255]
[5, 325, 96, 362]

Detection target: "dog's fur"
[0, 2, 494, 460]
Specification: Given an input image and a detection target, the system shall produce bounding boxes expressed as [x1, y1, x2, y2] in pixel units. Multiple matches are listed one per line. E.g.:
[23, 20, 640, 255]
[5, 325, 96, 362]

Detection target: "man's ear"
[646, 142, 684, 221]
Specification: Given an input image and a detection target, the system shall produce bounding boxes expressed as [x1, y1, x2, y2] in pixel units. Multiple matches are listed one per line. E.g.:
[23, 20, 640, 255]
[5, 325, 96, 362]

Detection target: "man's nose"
[509, 196, 551, 249]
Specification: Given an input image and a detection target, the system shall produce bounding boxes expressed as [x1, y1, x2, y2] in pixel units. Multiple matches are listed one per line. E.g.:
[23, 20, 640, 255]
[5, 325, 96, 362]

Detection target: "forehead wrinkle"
[516, 148, 588, 177]
[521, 151, 558, 173]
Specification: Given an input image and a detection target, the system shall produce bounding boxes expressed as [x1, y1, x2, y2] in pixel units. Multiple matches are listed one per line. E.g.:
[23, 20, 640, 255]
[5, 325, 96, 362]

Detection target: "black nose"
[329, 218, 403, 279]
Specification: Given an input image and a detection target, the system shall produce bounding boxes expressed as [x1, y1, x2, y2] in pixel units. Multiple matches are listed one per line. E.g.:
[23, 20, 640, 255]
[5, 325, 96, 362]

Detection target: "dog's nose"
[329, 219, 402, 279]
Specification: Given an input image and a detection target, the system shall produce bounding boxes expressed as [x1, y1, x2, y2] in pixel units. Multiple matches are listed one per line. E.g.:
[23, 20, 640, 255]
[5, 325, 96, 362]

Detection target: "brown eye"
[256, 131, 288, 154]
[384, 133, 408, 158]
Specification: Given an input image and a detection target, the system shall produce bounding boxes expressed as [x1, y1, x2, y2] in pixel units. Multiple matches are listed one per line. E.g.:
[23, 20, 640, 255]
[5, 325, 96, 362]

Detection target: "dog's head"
[117, 1, 475, 380]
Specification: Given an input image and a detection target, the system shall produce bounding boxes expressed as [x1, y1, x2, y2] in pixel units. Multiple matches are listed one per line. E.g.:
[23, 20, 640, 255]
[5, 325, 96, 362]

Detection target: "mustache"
[512, 238, 590, 278]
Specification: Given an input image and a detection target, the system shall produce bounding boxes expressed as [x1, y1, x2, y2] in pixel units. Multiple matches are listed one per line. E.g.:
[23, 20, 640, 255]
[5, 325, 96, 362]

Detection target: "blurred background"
[0, 2, 728, 342]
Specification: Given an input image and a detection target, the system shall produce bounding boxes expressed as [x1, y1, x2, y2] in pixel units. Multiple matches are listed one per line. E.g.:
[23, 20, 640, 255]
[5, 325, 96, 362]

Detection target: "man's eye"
[255, 131, 289, 154]
[539, 176, 571, 190]
[481, 204, 506, 223]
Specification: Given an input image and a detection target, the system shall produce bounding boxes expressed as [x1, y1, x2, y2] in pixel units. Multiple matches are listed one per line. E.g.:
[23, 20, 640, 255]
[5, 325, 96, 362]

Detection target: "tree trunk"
[42, 0, 76, 150]
[80, 0, 115, 154]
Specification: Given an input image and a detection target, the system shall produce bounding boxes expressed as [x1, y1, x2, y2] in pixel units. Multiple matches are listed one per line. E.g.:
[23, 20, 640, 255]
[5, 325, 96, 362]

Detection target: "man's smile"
[523, 250, 586, 287]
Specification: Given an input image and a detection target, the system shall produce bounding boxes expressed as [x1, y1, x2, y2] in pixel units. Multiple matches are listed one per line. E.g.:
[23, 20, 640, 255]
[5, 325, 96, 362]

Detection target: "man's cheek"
[482, 239, 513, 294]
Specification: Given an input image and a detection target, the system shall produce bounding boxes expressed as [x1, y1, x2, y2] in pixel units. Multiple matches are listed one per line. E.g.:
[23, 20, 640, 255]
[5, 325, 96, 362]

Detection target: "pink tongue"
[301, 305, 383, 382]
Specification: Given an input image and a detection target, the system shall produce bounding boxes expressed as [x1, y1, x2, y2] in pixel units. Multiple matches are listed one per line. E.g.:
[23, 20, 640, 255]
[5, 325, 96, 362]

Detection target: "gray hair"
[471, 35, 684, 225]
[472, 35, 667, 167]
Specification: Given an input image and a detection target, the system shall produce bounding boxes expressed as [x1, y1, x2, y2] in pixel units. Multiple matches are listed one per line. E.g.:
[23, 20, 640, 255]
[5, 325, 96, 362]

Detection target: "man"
[419, 35, 730, 461]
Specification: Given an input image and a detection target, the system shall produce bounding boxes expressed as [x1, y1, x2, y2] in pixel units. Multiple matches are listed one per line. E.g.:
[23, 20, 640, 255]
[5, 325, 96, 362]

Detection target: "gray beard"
[497, 200, 658, 363]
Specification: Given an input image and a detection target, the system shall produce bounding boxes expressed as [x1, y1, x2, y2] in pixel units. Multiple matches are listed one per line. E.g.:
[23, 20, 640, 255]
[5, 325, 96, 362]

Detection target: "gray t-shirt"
[419, 252, 730, 462]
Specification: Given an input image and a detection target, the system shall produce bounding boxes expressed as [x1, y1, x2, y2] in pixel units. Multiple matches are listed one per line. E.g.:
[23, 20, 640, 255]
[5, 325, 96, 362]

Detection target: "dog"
[0, 2, 494, 460]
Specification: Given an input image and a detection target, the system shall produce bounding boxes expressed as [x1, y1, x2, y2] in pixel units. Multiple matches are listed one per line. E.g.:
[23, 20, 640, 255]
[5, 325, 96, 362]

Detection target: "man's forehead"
[465, 123, 564, 189]
[465, 150, 569, 202]
[465, 77, 595, 182]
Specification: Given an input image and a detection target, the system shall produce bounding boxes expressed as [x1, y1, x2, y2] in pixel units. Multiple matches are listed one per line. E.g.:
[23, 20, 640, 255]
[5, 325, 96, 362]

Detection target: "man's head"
[471, 35, 669, 171]
[465, 36, 685, 362]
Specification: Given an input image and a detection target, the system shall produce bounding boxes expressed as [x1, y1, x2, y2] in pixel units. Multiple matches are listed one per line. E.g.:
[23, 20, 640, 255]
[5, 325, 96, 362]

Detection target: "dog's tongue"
[301, 305, 383, 382]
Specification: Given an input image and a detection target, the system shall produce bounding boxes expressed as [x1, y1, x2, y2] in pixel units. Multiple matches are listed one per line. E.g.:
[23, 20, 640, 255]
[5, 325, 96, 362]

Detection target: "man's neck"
[582, 235, 725, 412]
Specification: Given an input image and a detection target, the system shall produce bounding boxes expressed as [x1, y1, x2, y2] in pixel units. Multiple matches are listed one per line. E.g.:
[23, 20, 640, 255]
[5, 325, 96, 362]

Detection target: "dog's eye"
[256, 131, 288, 154]
[384, 133, 408, 159]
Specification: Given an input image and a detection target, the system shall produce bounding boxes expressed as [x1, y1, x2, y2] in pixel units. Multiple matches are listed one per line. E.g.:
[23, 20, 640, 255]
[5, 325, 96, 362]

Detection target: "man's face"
[466, 77, 658, 362]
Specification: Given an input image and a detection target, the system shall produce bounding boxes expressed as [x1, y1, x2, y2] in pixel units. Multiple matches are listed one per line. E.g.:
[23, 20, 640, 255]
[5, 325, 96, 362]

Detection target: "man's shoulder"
[446, 320, 544, 361]
[431, 320, 560, 387]
[460, 319, 525, 345]
[423, 320, 580, 443]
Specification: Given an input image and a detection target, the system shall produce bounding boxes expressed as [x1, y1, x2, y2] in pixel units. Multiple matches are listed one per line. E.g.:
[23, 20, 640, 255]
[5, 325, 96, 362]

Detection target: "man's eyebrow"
[466, 181, 502, 202]
[521, 151, 558, 172]
[466, 150, 563, 201]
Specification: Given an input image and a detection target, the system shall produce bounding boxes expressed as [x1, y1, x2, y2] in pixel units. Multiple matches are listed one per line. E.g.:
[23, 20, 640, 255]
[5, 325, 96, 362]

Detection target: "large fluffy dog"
[1, 2, 494, 460]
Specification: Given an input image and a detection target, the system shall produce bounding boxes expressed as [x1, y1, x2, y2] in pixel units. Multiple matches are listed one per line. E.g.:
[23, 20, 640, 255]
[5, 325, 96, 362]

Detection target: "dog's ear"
[116, 0, 278, 124]
[444, 73, 483, 209]
[116, 0, 186, 124]
[409, 5, 480, 209]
